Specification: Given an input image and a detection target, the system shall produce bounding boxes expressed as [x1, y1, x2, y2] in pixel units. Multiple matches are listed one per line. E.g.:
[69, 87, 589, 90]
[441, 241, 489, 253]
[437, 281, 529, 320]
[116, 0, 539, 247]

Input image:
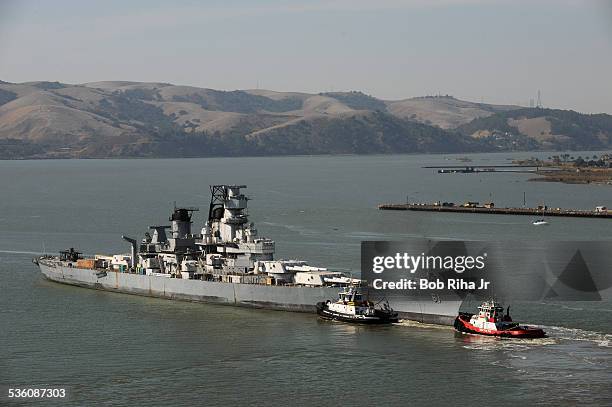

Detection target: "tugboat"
[316, 286, 398, 324]
[454, 300, 545, 338]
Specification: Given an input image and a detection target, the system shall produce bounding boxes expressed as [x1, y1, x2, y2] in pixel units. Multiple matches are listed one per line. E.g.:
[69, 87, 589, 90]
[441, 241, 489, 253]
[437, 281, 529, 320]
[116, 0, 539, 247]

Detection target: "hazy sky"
[1, 0, 611, 113]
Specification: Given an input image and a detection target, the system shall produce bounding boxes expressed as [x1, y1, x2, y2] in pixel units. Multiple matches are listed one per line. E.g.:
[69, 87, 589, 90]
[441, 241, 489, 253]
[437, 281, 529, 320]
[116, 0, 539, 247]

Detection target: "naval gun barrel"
[122, 236, 138, 270]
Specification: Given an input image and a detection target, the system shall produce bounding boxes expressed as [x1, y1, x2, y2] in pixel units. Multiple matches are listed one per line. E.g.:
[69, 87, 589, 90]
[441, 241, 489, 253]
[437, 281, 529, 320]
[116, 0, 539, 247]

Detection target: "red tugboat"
[454, 300, 546, 338]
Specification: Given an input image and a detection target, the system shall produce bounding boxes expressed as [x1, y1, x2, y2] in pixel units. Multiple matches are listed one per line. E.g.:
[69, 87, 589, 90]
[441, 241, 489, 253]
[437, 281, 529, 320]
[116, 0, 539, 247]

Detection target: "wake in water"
[458, 333, 557, 351]
[0, 249, 44, 255]
[457, 326, 611, 351]
[396, 319, 454, 331]
[258, 221, 321, 237]
[542, 325, 612, 348]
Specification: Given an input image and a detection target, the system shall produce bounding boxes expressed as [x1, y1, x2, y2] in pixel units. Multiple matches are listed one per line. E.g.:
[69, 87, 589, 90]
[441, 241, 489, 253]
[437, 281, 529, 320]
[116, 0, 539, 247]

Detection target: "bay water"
[1, 153, 611, 406]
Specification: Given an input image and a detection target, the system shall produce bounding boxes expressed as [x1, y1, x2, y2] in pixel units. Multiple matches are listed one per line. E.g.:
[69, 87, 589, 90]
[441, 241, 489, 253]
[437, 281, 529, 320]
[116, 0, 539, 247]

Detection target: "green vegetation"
[0, 139, 44, 159]
[87, 111, 482, 158]
[547, 111, 612, 149]
[97, 93, 180, 135]
[517, 153, 612, 168]
[457, 111, 518, 136]
[319, 91, 387, 111]
[119, 88, 161, 101]
[0, 89, 17, 106]
[241, 112, 480, 156]
[172, 90, 303, 113]
[457, 108, 612, 150]
[30, 81, 67, 90]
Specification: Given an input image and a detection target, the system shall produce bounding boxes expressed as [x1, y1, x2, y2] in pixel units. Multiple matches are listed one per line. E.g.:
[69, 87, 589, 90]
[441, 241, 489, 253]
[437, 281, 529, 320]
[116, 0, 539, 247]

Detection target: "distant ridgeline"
[0, 80, 610, 159]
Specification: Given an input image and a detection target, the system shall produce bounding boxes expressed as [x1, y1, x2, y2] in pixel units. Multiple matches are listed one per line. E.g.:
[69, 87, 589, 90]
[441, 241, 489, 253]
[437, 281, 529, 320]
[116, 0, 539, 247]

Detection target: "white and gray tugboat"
[33, 185, 462, 324]
[316, 286, 398, 324]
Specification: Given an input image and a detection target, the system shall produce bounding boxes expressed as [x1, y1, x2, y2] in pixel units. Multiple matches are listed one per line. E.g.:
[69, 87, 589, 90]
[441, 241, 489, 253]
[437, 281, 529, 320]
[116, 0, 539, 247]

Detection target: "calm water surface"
[1, 153, 611, 406]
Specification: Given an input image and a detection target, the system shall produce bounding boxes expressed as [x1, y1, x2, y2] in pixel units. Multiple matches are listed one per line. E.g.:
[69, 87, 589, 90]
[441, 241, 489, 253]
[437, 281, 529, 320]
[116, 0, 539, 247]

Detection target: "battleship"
[34, 185, 461, 324]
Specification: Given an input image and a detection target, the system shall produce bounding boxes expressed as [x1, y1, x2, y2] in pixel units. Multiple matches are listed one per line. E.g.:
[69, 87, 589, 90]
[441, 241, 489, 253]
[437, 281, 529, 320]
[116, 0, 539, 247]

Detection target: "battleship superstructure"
[35, 185, 461, 324]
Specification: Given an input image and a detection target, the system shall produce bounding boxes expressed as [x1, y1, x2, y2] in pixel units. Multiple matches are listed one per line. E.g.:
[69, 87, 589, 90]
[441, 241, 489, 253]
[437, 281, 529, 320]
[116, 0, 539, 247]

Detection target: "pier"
[423, 165, 540, 169]
[378, 203, 612, 219]
[424, 164, 545, 174]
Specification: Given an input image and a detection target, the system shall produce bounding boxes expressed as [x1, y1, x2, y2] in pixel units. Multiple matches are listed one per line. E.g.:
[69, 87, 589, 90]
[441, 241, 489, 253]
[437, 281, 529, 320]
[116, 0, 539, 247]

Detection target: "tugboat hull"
[316, 302, 398, 324]
[454, 313, 545, 338]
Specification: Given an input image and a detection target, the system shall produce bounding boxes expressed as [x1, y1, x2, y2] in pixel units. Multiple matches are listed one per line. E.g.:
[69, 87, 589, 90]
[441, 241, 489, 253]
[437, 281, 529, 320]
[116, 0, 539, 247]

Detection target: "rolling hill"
[456, 108, 612, 151]
[0, 80, 610, 159]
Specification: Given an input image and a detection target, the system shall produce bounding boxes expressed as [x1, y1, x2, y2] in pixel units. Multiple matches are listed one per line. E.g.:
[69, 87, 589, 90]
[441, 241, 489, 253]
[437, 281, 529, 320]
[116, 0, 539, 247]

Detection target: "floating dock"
[378, 203, 612, 219]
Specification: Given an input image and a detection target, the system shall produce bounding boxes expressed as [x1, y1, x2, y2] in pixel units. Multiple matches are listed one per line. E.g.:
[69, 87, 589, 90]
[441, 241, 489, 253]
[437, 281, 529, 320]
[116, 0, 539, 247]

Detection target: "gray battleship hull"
[38, 262, 459, 325]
